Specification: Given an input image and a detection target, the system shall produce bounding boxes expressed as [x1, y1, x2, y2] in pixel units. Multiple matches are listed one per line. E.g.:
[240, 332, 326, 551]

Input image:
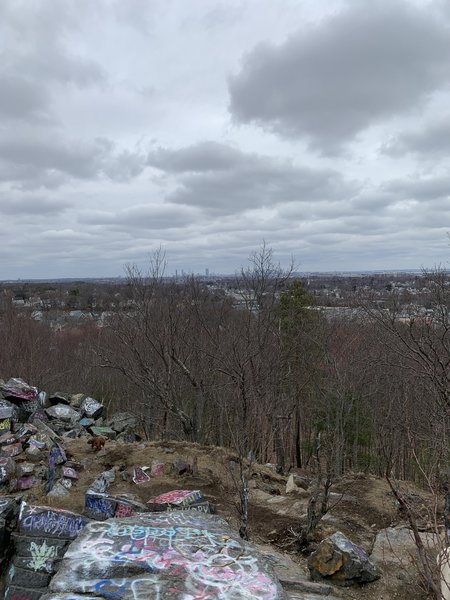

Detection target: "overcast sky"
[1, 0, 449, 278]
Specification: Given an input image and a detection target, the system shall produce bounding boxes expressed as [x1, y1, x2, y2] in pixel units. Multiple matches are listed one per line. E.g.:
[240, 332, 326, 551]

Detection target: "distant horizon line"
[1, 267, 448, 283]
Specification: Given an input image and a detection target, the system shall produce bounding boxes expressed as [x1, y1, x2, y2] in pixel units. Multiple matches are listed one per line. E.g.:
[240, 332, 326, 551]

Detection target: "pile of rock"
[5, 502, 86, 600]
[0, 377, 139, 498]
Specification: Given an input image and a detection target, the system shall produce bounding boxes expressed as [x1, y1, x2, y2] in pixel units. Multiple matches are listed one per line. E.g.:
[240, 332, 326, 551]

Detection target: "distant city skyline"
[0, 0, 449, 279]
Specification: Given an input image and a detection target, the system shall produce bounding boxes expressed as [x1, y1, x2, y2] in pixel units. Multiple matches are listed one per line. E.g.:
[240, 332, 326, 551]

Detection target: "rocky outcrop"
[46, 511, 285, 599]
[4, 503, 86, 600]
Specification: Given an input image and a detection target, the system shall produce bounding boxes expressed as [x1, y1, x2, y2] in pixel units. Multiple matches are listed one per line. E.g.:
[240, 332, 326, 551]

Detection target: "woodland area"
[0, 248, 449, 488]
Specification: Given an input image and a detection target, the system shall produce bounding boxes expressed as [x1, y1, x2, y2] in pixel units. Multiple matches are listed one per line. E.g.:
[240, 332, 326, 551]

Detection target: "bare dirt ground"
[16, 439, 440, 599]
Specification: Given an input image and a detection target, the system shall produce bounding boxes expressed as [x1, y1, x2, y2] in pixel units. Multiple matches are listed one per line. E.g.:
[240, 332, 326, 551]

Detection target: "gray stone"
[80, 396, 103, 419]
[47, 482, 70, 498]
[292, 474, 310, 490]
[69, 393, 85, 408]
[49, 512, 285, 599]
[308, 531, 380, 587]
[13, 534, 68, 559]
[7, 565, 51, 588]
[62, 429, 81, 439]
[33, 419, 62, 442]
[286, 474, 299, 494]
[19, 503, 86, 540]
[5, 586, 44, 600]
[16, 462, 35, 477]
[45, 404, 80, 423]
[88, 469, 116, 494]
[84, 492, 117, 520]
[88, 425, 116, 439]
[108, 411, 137, 433]
[371, 526, 440, 570]
[0, 399, 17, 420]
[25, 446, 44, 463]
[48, 393, 70, 405]
[2, 378, 38, 401]
[172, 458, 189, 475]
[14, 555, 60, 574]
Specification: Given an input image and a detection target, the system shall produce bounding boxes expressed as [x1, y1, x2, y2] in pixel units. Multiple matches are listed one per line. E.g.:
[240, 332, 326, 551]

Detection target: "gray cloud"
[0, 0, 448, 278]
[1, 0, 104, 88]
[228, 0, 450, 153]
[149, 142, 357, 214]
[148, 141, 244, 173]
[383, 117, 450, 158]
[384, 175, 450, 201]
[0, 75, 50, 120]
[0, 133, 146, 188]
[0, 195, 72, 216]
[79, 203, 199, 231]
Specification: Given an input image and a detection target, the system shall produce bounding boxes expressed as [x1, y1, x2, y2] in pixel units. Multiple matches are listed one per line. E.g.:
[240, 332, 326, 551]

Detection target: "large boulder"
[371, 526, 440, 571]
[1, 378, 38, 401]
[80, 396, 103, 419]
[45, 404, 80, 423]
[49, 512, 284, 599]
[308, 531, 380, 586]
[5, 503, 86, 599]
[107, 412, 137, 433]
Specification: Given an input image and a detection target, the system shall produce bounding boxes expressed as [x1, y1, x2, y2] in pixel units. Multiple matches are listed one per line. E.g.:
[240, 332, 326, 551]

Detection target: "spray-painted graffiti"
[132, 467, 150, 484]
[166, 502, 212, 513]
[9, 593, 33, 600]
[0, 418, 11, 430]
[149, 489, 203, 506]
[20, 503, 86, 539]
[50, 513, 282, 600]
[84, 494, 116, 520]
[114, 502, 135, 518]
[150, 460, 165, 477]
[28, 540, 58, 571]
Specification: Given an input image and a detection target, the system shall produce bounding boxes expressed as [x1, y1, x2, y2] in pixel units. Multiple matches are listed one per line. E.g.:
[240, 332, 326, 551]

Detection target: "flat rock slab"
[49, 511, 284, 599]
[371, 526, 440, 570]
[19, 503, 86, 540]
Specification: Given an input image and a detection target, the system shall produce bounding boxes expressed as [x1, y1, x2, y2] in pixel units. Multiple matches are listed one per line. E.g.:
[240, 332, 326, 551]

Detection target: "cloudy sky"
[1, 0, 449, 278]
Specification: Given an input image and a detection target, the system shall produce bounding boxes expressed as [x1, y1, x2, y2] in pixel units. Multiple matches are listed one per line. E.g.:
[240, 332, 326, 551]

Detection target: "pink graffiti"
[115, 502, 135, 518]
[149, 489, 202, 505]
[133, 467, 150, 484]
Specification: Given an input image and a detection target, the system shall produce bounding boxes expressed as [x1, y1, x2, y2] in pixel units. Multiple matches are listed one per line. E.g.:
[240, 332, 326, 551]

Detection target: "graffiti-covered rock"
[2, 379, 38, 402]
[4, 585, 44, 600]
[80, 397, 103, 419]
[148, 489, 205, 510]
[5, 504, 87, 599]
[45, 405, 80, 423]
[49, 511, 284, 599]
[19, 503, 86, 540]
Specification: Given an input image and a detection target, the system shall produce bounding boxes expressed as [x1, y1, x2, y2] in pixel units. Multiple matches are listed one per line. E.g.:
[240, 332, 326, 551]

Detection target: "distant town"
[0, 270, 446, 330]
